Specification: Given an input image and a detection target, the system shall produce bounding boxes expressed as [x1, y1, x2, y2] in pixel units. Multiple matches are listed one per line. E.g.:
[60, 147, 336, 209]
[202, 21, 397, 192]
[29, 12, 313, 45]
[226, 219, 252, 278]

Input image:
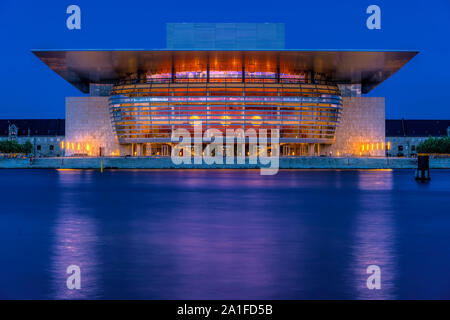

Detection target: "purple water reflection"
[352, 170, 397, 299]
[0, 169, 450, 299]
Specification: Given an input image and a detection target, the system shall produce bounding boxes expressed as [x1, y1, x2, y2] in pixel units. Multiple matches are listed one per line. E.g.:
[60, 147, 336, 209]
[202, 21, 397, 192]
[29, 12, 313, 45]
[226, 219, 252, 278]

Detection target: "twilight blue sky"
[0, 0, 449, 119]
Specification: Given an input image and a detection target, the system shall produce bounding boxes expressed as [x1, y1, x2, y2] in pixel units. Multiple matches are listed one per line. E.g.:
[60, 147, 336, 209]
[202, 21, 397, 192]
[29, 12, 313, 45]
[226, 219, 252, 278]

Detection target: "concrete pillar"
[132, 143, 139, 156]
[137, 144, 143, 156]
[302, 144, 308, 156]
[308, 143, 314, 156]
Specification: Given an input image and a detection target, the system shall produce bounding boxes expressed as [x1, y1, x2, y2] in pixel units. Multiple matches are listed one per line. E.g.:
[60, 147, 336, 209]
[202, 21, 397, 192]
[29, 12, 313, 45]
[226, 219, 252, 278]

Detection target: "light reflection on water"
[1, 169, 450, 299]
[50, 170, 101, 299]
[352, 170, 396, 299]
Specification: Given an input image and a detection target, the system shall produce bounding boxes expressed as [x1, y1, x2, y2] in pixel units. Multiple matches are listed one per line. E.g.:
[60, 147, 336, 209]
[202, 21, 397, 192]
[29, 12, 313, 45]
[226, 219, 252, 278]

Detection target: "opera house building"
[33, 23, 417, 157]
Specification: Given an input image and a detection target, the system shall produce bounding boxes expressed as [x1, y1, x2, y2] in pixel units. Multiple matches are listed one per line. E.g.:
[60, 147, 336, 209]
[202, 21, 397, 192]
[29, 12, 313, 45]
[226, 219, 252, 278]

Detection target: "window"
[49, 145, 54, 151]
[398, 145, 403, 151]
[411, 145, 415, 151]
[37, 145, 41, 151]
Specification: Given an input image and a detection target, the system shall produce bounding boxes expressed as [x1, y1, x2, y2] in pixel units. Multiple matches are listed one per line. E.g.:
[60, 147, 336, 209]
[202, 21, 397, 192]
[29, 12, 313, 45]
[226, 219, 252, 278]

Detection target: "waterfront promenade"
[1, 156, 450, 169]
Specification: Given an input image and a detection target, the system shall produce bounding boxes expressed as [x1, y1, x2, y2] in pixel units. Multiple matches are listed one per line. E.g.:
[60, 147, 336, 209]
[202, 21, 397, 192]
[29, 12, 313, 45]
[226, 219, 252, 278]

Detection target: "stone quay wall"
[2, 157, 450, 169]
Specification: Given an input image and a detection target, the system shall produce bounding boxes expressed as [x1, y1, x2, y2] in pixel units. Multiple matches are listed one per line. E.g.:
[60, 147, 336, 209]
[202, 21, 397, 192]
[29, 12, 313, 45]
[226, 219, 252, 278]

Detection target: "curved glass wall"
[109, 74, 342, 144]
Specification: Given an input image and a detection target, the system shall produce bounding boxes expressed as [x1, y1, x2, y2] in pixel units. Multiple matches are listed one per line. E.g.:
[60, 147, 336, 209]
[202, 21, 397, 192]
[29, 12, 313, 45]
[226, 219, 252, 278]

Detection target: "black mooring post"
[415, 155, 431, 181]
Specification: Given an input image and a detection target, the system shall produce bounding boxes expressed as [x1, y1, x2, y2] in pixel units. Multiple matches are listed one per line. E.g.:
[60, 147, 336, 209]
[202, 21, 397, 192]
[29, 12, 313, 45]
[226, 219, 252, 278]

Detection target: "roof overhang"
[32, 50, 418, 94]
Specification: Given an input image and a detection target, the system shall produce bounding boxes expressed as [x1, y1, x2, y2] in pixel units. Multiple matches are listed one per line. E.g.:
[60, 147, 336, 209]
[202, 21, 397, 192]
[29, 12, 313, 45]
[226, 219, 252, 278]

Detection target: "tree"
[0, 140, 34, 154]
[21, 141, 33, 154]
[416, 136, 450, 154]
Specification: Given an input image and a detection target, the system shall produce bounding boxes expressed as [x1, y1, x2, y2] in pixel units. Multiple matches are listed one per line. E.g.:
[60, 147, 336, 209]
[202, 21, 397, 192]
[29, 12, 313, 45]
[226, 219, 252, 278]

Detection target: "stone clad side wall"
[329, 97, 385, 157]
[66, 97, 119, 156]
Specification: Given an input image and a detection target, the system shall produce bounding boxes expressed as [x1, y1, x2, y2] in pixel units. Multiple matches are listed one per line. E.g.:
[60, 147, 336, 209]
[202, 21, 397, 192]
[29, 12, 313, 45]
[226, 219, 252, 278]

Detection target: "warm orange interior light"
[251, 115, 262, 126]
[61, 141, 64, 149]
[220, 115, 231, 126]
[189, 115, 200, 125]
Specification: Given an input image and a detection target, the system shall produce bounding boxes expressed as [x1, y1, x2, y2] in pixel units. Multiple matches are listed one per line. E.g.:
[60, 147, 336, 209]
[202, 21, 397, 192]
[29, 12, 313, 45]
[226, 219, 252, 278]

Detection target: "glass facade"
[109, 74, 342, 145]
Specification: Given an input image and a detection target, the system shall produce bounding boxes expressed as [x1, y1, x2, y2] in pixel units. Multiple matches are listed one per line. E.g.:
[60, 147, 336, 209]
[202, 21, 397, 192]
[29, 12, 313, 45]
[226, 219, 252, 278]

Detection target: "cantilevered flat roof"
[32, 50, 418, 94]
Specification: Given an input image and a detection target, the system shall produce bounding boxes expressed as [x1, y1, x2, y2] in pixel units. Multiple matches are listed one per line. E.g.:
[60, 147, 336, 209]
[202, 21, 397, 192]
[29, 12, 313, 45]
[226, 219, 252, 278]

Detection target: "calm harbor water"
[1, 169, 450, 299]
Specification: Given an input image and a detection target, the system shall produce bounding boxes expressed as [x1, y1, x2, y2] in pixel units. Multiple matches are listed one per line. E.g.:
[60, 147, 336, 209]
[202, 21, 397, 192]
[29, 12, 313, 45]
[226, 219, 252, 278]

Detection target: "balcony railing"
[115, 77, 335, 86]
